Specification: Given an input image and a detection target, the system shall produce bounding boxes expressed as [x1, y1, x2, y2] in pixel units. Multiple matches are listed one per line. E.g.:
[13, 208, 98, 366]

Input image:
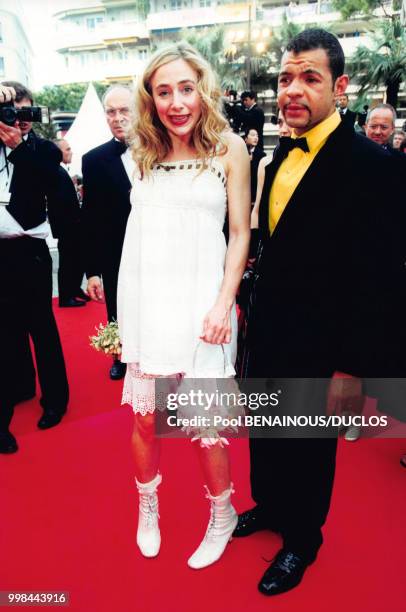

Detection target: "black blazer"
[340, 108, 356, 127]
[241, 105, 266, 147]
[47, 166, 81, 239]
[6, 131, 62, 230]
[81, 138, 132, 278]
[250, 120, 406, 415]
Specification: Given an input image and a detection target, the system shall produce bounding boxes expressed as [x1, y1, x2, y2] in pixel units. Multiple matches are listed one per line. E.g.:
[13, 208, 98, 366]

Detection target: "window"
[87, 17, 95, 30]
[0, 57, 5, 77]
[169, 0, 182, 9]
[199, 0, 211, 6]
[0, 22, 3, 44]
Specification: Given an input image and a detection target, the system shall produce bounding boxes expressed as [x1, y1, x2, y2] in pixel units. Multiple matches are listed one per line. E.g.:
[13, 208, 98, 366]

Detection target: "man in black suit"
[0, 82, 69, 453]
[240, 91, 265, 148]
[365, 104, 405, 160]
[336, 92, 356, 127]
[234, 30, 405, 596]
[49, 139, 87, 308]
[82, 85, 133, 380]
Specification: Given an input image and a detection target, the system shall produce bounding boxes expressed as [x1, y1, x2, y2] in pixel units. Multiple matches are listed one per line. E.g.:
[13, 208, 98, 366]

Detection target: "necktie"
[115, 140, 127, 155]
[278, 136, 309, 156]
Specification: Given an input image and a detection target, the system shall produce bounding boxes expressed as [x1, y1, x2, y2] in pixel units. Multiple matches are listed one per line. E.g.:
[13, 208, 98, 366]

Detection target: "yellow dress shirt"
[269, 110, 341, 233]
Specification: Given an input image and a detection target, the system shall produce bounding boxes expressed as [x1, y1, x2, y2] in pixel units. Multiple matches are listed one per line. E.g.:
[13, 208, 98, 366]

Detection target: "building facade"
[0, 0, 33, 86]
[53, 0, 149, 84]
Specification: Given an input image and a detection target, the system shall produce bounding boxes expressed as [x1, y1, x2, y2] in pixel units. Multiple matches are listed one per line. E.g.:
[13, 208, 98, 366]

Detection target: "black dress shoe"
[37, 410, 66, 430]
[110, 360, 126, 380]
[76, 290, 91, 302]
[233, 507, 272, 538]
[258, 549, 310, 596]
[0, 431, 18, 454]
[59, 298, 86, 308]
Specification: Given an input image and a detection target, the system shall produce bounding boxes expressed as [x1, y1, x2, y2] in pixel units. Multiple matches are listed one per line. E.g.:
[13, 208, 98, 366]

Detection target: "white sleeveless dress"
[117, 158, 238, 415]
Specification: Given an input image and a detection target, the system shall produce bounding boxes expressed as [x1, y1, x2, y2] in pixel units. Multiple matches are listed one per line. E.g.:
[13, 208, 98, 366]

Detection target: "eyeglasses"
[105, 107, 130, 117]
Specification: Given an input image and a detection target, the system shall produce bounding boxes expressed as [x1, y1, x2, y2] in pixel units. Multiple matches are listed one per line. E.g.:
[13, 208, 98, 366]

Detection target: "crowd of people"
[1, 26, 405, 599]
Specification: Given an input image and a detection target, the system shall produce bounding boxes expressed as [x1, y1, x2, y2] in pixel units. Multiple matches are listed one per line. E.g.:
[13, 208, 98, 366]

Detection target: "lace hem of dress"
[121, 362, 179, 415]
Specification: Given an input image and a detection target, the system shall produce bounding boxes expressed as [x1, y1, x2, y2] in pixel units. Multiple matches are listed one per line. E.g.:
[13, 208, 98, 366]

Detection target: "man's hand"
[0, 121, 23, 149]
[0, 85, 22, 149]
[0, 84, 16, 104]
[87, 276, 105, 303]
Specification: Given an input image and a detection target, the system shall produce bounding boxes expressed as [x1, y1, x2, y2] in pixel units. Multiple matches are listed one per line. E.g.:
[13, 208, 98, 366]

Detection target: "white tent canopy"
[64, 82, 111, 176]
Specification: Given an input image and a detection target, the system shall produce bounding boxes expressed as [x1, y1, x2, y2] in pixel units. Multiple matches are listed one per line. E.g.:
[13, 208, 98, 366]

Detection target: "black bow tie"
[115, 140, 127, 155]
[278, 136, 309, 155]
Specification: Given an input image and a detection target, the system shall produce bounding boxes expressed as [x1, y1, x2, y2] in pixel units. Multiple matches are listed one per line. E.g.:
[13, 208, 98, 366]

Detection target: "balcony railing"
[55, 19, 149, 51]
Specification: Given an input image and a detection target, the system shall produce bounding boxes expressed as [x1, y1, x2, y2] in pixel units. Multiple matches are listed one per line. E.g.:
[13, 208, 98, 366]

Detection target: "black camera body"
[0, 103, 49, 126]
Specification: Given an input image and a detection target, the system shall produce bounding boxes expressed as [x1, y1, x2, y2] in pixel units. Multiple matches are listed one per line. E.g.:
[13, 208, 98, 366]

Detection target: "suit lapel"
[103, 139, 132, 196]
[259, 122, 353, 241]
[258, 144, 286, 235]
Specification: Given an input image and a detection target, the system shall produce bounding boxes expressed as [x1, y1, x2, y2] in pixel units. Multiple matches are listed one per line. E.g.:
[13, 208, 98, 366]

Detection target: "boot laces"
[205, 500, 217, 541]
[140, 492, 159, 527]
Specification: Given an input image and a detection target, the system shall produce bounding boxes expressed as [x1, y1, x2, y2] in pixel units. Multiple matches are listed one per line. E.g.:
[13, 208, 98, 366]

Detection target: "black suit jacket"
[81, 138, 132, 278]
[250, 121, 406, 417]
[6, 131, 62, 230]
[339, 108, 356, 127]
[47, 166, 81, 239]
[241, 105, 265, 147]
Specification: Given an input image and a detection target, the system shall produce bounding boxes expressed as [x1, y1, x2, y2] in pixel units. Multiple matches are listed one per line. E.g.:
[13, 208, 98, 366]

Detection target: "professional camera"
[0, 102, 50, 126]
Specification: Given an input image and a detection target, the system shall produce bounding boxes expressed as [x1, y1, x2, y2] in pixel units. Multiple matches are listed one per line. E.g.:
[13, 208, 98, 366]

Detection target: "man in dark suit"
[234, 30, 405, 596]
[336, 92, 356, 127]
[240, 91, 265, 148]
[365, 104, 405, 161]
[82, 85, 133, 380]
[0, 82, 69, 453]
[49, 139, 87, 308]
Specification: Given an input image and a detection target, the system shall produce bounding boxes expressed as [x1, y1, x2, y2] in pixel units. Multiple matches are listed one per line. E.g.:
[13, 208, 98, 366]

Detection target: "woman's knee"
[133, 412, 156, 440]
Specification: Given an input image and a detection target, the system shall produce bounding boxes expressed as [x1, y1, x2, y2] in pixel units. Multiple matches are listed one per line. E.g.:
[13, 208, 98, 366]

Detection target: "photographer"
[0, 82, 69, 453]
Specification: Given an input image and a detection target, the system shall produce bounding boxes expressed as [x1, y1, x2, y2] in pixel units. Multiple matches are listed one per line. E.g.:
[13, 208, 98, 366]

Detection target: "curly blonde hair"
[129, 42, 228, 178]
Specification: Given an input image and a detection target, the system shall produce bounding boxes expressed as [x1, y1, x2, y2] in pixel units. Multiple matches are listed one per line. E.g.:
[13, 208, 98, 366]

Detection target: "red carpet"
[1, 301, 405, 612]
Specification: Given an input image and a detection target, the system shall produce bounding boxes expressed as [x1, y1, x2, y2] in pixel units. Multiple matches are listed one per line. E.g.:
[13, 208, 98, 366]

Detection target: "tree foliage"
[180, 17, 305, 93]
[250, 15, 304, 93]
[349, 18, 406, 107]
[332, 0, 402, 20]
[34, 82, 108, 113]
[135, 0, 151, 21]
[181, 27, 246, 90]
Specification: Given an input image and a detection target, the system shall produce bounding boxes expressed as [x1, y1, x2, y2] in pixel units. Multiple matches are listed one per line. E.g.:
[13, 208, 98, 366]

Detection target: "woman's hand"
[200, 303, 232, 345]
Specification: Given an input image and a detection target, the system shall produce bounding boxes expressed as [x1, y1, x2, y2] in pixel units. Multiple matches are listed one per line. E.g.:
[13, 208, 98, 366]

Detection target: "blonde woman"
[117, 43, 250, 568]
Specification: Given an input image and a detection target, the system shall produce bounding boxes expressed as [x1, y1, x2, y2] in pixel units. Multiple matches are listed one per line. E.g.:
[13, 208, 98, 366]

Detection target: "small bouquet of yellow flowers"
[89, 320, 121, 356]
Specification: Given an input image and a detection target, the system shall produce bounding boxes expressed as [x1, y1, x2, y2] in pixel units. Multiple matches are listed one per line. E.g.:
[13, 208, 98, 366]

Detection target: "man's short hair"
[1, 80, 34, 105]
[285, 28, 345, 83]
[366, 103, 397, 125]
[102, 84, 132, 108]
[241, 90, 257, 101]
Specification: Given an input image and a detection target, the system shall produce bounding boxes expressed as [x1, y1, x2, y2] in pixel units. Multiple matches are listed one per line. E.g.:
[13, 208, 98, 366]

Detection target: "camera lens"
[0, 106, 17, 126]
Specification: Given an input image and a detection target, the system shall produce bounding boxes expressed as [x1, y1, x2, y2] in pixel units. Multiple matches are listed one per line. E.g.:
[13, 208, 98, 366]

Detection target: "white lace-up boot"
[188, 484, 238, 569]
[135, 472, 162, 558]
